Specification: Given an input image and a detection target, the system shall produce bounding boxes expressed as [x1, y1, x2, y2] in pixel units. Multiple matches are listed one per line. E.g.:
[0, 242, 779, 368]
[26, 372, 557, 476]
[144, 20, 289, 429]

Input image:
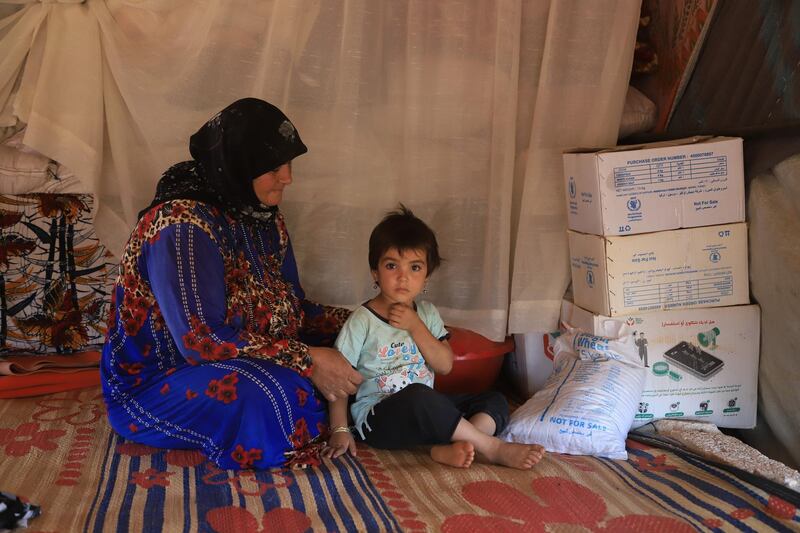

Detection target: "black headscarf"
[140, 98, 308, 226]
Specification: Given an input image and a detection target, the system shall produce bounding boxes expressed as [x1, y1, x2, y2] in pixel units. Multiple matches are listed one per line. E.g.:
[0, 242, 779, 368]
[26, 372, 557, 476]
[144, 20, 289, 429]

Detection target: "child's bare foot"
[430, 441, 475, 468]
[484, 439, 545, 470]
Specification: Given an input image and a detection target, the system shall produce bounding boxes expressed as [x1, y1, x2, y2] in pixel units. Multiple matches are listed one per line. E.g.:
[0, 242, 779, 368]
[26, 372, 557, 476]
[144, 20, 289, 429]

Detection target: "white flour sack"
[501, 328, 646, 460]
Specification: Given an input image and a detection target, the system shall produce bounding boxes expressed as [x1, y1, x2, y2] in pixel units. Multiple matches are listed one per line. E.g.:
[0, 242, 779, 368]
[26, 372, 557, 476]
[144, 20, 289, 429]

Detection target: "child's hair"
[368, 204, 441, 275]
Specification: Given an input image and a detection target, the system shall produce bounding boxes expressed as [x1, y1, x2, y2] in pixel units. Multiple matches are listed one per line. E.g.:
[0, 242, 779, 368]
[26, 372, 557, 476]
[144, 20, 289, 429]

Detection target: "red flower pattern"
[214, 342, 239, 359]
[220, 372, 239, 387]
[190, 316, 211, 336]
[205, 372, 239, 403]
[216, 386, 238, 404]
[730, 507, 755, 520]
[133, 206, 157, 242]
[289, 418, 310, 449]
[231, 444, 263, 469]
[253, 305, 273, 330]
[181, 315, 239, 361]
[119, 362, 144, 375]
[119, 292, 151, 336]
[130, 468, 174, 489]
[632, 453, 675, 472]
[296, 388, 308, 407]
[183, 331, 199, 350]
[198, 338, 217, 360]
[441, 477, 696, 533]
[0, 422, 66, 456]
[206, 506, 311, 533]
[32, 394, 103, 426]
[766, 496, 796, 520]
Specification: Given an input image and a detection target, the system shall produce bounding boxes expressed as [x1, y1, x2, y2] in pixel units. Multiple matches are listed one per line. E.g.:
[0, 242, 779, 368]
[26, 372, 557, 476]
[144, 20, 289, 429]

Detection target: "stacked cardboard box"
[560, 136, 759, 429]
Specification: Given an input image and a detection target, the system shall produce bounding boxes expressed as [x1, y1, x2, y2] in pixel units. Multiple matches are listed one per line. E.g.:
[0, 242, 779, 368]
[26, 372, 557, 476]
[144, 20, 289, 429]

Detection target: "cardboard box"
[560, 300, 759, 429]
[569, 222, 749, 316]
[563, 136, 744, 236]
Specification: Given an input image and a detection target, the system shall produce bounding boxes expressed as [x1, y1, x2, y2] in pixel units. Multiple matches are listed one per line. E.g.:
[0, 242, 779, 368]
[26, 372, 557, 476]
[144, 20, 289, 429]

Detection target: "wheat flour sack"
[501, 329, 646, 460]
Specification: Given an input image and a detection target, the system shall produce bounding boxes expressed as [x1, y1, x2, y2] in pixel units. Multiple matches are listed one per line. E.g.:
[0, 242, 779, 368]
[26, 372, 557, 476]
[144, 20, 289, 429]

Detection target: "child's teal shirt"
[334, 301, 448, 438]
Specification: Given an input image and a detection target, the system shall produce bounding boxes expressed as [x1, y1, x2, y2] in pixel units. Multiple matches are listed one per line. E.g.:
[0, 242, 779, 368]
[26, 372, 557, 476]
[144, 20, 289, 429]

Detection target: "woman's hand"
[308, 347, 363, 401]
[323, 431, 357, 459]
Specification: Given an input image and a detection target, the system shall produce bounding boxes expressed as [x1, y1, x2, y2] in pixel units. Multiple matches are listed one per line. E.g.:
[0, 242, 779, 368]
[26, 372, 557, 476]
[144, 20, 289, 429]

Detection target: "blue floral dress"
[101, 200, 347, 470]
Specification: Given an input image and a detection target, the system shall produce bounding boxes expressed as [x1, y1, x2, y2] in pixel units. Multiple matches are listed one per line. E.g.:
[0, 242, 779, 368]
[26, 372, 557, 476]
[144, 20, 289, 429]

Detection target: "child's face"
[372, 247, 428, 305]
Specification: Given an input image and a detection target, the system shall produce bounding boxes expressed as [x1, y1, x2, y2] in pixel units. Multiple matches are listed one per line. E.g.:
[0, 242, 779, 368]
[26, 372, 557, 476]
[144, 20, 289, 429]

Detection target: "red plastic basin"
[433, 326, 515, 394]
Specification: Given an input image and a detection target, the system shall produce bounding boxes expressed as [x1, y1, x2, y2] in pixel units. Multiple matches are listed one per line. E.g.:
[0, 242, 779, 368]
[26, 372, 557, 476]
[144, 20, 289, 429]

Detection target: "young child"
[323, 205, 544, 469]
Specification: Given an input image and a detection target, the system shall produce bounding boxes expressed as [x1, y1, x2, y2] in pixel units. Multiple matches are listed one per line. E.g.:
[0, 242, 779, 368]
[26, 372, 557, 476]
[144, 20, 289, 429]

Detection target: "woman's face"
[252, 162, 293, 205]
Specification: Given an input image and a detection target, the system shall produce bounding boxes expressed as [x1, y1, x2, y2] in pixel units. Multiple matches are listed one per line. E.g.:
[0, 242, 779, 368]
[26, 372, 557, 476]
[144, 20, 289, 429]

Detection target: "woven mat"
[1, 387, 798, 532]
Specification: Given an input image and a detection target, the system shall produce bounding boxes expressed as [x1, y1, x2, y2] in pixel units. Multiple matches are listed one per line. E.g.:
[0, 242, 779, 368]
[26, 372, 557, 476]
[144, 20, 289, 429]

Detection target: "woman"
[101, 98, 362, 470]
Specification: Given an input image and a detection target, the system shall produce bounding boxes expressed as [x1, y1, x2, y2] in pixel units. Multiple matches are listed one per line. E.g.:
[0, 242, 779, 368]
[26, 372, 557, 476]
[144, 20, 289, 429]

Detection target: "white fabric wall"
[0, 0, 639, 340]
[747, 154, 800, 467]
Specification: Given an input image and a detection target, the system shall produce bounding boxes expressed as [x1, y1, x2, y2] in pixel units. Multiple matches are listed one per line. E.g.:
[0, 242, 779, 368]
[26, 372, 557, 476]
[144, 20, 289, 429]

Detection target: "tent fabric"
[0, 0, 639, 341]
[747, 153, 800, 467]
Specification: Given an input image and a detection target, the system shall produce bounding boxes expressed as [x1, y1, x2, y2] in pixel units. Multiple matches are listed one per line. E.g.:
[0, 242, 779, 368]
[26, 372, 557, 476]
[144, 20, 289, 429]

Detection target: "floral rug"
[1, 386, 798, 532]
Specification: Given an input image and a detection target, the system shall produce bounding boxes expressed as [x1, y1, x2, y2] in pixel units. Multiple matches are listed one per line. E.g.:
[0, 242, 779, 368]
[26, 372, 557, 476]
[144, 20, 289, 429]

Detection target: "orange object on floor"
[0, 351, 101, 375]
[0, 370, 100, 398]
[434, 326, 514, 394]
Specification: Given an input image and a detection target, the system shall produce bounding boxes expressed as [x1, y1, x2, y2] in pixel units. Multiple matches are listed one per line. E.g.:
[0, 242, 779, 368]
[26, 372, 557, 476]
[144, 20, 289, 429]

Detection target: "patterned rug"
[1, 387, 798, 532]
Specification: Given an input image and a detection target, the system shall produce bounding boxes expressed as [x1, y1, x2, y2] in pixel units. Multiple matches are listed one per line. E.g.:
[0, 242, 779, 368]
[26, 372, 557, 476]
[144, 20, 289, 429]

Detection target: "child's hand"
[388, 303, 423, 332]
[323, 430, 357, 459]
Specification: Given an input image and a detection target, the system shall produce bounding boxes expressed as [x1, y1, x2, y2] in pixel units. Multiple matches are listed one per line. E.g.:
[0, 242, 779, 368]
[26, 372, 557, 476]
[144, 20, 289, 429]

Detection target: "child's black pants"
[359, 383, 509, 449]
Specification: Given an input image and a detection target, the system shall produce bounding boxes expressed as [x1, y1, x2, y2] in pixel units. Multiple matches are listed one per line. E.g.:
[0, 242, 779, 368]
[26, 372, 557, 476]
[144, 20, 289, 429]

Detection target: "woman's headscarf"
[140, 98, 307, 225]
